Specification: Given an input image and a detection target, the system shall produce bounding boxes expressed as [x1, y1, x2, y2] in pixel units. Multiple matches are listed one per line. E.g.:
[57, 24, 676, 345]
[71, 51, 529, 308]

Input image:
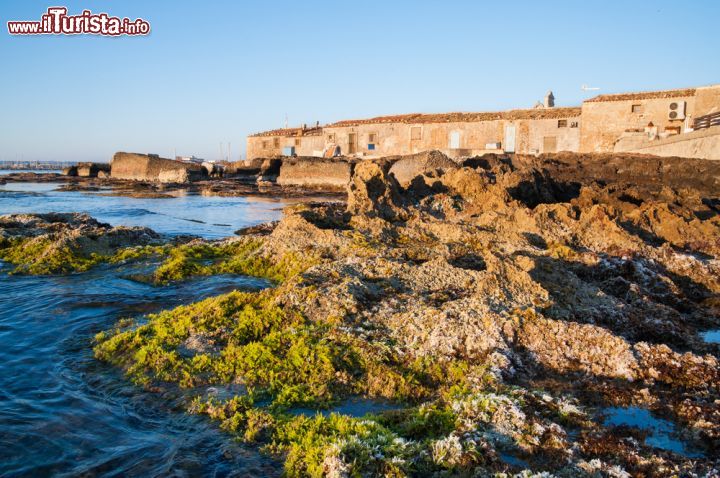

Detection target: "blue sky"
[1, 0, 719, 162]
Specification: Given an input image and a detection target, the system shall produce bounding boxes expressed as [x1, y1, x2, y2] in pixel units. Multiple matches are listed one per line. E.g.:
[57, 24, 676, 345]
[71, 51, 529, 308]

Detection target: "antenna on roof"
[581, 84, 600, 91]
[284, 114, 288, 129]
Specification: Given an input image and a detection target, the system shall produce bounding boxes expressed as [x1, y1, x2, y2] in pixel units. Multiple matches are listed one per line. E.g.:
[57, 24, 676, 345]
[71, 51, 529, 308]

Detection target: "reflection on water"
[0, 181, 292, 238]
[289, 398, 401, 418]
[701, 329, 720, 344]
[0, 262, 280, 477]
[601, 407, 704, 458]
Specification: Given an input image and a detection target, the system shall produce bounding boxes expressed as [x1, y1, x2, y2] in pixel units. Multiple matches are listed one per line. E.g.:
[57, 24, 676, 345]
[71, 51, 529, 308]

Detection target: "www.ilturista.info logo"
[7, 7, 150, 36]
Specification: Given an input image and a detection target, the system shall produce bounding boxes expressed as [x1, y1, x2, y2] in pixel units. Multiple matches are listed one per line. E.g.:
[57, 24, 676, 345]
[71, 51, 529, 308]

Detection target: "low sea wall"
[277, 158, 354, 190]
[110, 152, 205, 183]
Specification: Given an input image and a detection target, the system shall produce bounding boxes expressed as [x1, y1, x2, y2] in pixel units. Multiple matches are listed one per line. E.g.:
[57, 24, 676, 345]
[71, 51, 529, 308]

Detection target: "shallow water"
[0, 261, 281, 477]
[0, 181, 291, 238]
[289, 398, 401, 418]
[601, 406, 705, 458]
[0, 185, 297, 476]
[0, 169, 62, 175]
[701, 329, 720, 344]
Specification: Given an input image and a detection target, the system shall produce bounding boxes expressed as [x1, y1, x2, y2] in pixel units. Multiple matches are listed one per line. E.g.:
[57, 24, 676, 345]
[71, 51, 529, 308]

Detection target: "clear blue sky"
[1, 0, 719, 162]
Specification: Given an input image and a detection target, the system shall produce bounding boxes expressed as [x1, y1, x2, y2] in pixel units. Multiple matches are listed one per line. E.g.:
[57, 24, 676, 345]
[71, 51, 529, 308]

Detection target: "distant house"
[246, 84, 720, 160]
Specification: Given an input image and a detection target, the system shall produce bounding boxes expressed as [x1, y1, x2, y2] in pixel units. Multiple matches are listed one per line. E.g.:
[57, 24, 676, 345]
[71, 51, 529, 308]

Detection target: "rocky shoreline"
[1, 152, 719, 477]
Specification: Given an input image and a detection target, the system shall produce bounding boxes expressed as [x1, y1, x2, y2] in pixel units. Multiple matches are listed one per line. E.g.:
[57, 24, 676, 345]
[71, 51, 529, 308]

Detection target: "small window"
[368, 144, 376, 150]
[326, 133, 336, 143]
[294, 138, 301, 146]
[631, 104, 644, 114]
[262, 140, 269, 149]
[410, 126, 422, 140]
[273, 138, 280, 148]
[368, 132, 377, 143]
[557, 119, 567, 128]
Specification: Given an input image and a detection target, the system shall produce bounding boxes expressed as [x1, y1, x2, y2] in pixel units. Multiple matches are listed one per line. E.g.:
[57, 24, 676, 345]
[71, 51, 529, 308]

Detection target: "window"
[367, 132, 377, 150]
[326, 133, 336, 143]
[631, 104, 644, 114]
[410, 126, 422, 140]
[295, 138, 301, 146]
[262, 140, 269, 149]
[273, 138, 280, 148]
[557, 119, 567, 128]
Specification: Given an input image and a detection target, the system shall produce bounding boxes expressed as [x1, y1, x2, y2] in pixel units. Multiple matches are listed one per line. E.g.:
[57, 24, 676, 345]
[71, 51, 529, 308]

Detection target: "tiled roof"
[250, 126, 323, 138]
[585, 88, 696, 103]
[324, 107, 581, 127]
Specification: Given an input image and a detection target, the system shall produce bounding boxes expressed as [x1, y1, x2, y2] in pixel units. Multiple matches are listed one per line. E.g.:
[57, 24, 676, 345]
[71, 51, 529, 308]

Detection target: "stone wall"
[247, 133, 325, 159]
[276, 158, 354, 190]
[76, 162, 111, 177]
[579, 95, 697, 153]
[323, 115, 581, 158]
[695, 85, 720, 117]
[110, 152, 205, 183]
[615, 126, 720, 160]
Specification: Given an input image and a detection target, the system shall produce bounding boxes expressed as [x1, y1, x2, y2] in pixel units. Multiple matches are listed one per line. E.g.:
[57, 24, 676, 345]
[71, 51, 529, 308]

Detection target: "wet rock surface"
[0, 213, 162, 274]
[86, 152, 720, 476]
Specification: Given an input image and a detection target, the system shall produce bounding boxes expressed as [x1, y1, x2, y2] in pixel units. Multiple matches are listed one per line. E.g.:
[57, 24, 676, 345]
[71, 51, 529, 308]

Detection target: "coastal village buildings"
[246, 84, 720, 161]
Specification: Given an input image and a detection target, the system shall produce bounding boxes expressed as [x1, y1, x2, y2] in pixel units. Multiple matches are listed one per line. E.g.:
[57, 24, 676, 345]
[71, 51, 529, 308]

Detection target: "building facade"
[246, 85, 720, 160]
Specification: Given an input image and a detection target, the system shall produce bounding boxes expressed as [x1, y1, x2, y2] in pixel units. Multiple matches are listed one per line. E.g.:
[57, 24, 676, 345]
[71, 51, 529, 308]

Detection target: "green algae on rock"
[92, 154, 720, 476]
[0, 213, 162, 275]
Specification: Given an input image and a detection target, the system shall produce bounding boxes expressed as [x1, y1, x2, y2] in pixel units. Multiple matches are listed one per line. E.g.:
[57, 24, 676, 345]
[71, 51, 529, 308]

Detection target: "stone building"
[246, 125, 325, 160]
[246, 84, 720, 160]
[582, 85, 720, 156]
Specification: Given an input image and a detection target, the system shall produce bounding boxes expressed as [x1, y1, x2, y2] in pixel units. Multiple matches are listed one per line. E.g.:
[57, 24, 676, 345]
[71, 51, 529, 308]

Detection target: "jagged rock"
[389, 150, 458, 187]
[346, 160, 406, 221]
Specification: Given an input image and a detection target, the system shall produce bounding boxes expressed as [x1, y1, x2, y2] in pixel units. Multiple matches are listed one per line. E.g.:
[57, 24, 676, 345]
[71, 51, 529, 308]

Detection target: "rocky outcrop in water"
[87, 152, 720, 476]
[0, 213, 161, 274]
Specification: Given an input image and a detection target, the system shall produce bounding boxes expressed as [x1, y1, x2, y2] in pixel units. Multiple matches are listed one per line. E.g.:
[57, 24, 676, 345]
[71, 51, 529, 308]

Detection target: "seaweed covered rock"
[0, 213, 161, 274]
[93, 153, 720, 476]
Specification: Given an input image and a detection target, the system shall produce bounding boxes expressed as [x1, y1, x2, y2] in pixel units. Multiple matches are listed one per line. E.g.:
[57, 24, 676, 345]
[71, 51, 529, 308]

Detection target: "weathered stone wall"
[276, 158, 353, 190]
[579, 95, 697, 153]
[76, 162, 111, 178]
[110, 152, 205, 183]
[695, 85, 720, 117]
[615, 125, 720, 160]
[247, 134, 325, 160]
[323, 116, 580, 158]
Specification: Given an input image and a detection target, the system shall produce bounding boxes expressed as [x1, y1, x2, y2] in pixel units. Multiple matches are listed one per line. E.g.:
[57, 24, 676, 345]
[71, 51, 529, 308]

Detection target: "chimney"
[544, 91, 555, 108]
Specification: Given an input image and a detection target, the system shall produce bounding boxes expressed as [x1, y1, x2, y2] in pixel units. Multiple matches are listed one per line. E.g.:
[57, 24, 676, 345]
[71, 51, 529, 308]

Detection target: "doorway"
[543, 136, 557, 153]
[449, 131, 460, 149]
[504, 124, 516, 153]
[348, 133, 357, 154]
